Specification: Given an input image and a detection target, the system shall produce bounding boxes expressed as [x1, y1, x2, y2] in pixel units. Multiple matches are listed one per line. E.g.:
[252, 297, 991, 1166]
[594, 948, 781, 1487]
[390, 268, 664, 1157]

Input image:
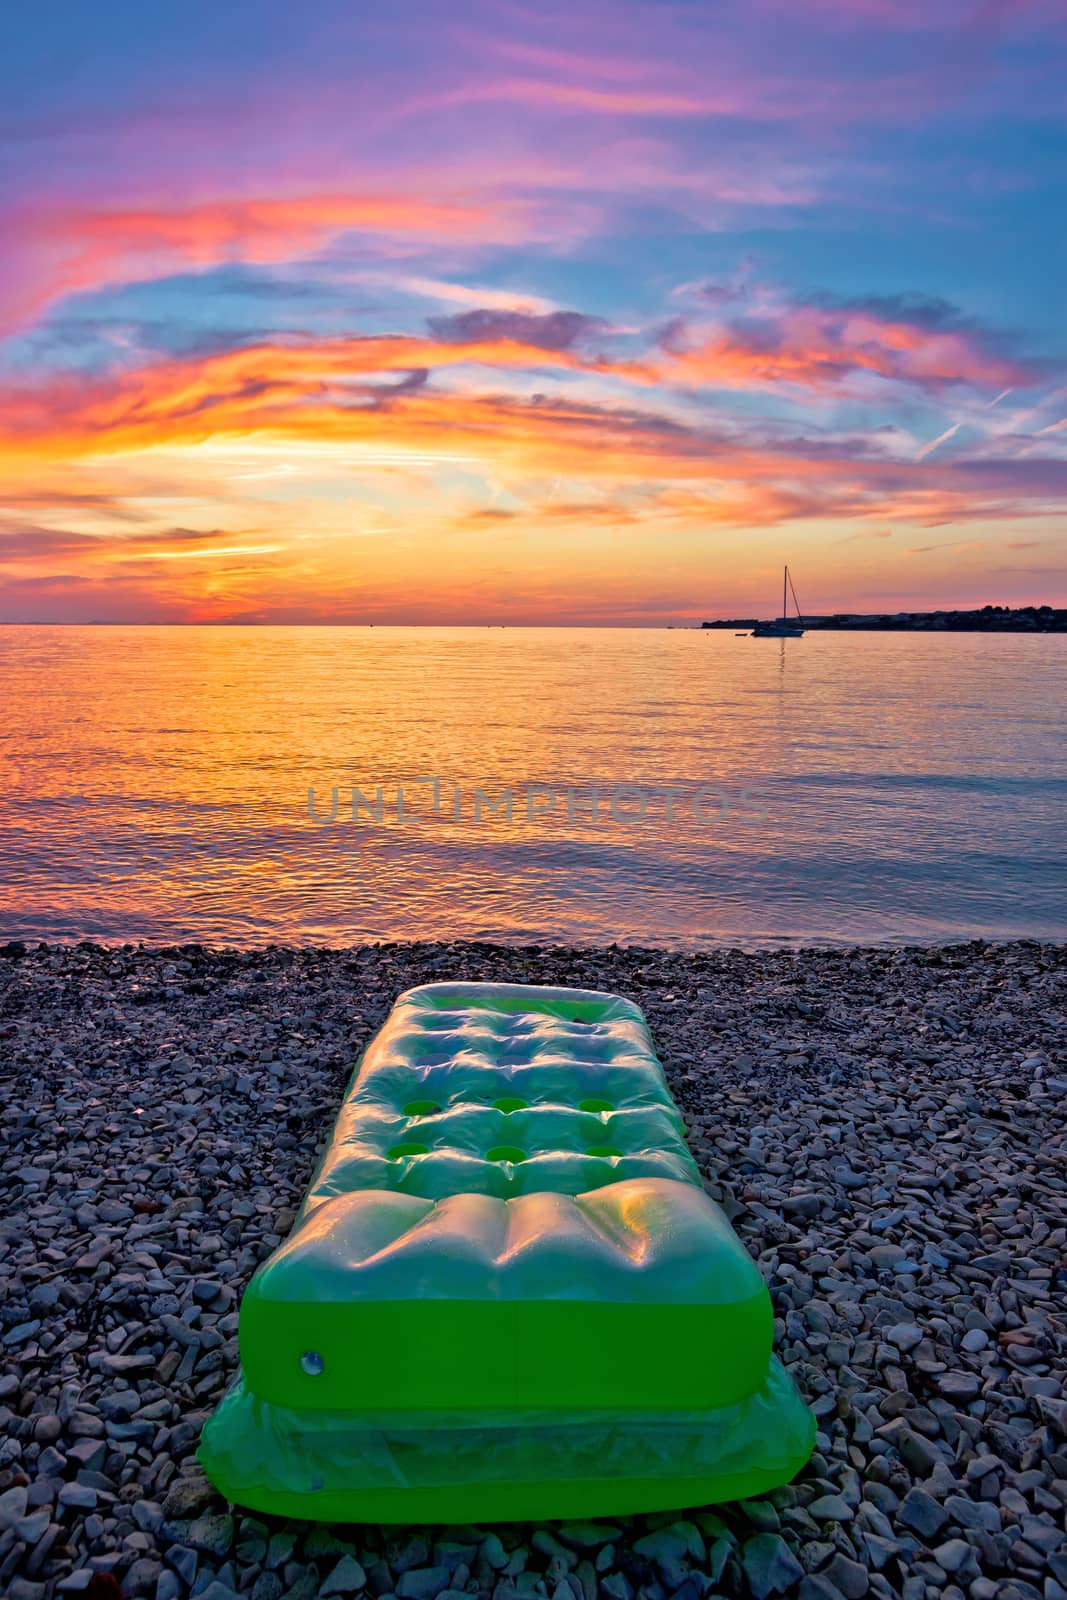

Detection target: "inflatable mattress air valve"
[199, 982, 815, 1521]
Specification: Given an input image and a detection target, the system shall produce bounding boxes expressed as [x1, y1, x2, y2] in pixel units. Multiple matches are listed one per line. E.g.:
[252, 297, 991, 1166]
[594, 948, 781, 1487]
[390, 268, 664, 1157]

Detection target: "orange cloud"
[0, 331, 650, 461]
[1, 324, 1062, 567]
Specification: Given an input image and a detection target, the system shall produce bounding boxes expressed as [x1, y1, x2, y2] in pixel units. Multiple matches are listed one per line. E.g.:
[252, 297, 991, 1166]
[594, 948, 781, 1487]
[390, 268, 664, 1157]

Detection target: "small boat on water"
[751, 567, 805, 637]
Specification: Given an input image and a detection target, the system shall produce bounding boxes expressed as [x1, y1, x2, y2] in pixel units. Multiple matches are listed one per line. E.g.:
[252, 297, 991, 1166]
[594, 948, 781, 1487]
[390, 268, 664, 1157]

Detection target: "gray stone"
[320, 1557, 368, 1596]
[389, 1535, 430, 1574]
[396, 1569, 453, 1600]
[125, 1558, 163, 1596]
[938, 1373, 981, 1402]
[821, 1554, 868, 1599]
[808, 1494, 854, 1522]
[66, 1437, 107, 1471]
[798, 1579, 844, 1600]
[481, 1533, 509, 1568]
[57, 1482, 98, 1510]
[870, 1244, 905, 1269]
[15, 1508, 52, 1543]
[898, 1487, 948, 1538]
[633, 1528, 689, 1563]
[932, 1538, 973, 1574]
[166, 1545, 199, 1585]
[33, 1413, 62, 1445]
[741, 1534, 804, 1599]
[133, 1499, 165, 1533]
[367, 1563, 395, 1597]
[558, 1523, 622, 1551]
[739, 1499, 780, 1532]
[266, 1531, 296, 1570]
[162, 1473, 215, 1519]
[188, 1512, 234, 1557]
[0, 1484, 29, 1530]
[898, 1428, 942, 1476]
[886, 1324, 923, 1352]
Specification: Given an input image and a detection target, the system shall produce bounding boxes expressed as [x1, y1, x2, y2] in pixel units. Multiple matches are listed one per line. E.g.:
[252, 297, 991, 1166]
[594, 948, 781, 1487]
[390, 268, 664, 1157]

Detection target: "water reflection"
[0, 626, 1064, 947]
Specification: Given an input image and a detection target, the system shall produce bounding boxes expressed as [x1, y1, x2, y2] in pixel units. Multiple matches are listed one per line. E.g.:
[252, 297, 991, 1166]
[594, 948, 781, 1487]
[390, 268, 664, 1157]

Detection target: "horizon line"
[1, 602, 1065, 630]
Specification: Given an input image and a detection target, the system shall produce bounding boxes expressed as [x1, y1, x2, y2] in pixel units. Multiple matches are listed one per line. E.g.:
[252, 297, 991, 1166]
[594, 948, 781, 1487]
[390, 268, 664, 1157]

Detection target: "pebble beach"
[1, 937, 1064, 1600]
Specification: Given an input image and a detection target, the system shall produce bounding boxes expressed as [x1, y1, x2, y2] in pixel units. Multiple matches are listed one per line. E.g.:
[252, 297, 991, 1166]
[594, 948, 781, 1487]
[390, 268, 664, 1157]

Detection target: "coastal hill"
[702, 603, 1067, 632]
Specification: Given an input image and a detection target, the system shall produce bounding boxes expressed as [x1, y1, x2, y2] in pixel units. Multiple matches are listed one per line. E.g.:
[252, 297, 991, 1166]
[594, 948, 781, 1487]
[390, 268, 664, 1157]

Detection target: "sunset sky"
[0, 0, 1064, 624]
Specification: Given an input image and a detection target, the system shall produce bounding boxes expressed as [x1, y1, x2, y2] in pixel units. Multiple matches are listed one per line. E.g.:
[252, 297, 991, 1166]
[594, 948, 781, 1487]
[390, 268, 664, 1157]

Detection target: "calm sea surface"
[1, 625, 1064, 949]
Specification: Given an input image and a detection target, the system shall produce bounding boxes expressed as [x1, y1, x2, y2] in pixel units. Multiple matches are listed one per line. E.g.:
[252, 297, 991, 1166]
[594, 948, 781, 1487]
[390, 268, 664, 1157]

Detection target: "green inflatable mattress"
[199, 981, 815, 1521]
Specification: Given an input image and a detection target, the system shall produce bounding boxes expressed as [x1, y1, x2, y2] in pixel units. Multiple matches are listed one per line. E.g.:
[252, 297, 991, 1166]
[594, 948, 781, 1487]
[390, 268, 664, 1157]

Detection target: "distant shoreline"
[703, 603, 1067, 632]
[1, 607, 1066, 631]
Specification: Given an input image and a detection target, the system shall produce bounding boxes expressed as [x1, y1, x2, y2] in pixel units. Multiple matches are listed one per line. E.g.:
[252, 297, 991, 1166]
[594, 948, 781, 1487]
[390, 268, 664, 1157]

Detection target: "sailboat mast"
[782, 566, 787, 623]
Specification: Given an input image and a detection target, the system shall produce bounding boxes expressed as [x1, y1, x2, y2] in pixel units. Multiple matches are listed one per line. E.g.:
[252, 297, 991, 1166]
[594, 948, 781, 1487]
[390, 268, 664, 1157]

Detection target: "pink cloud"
[0, 191, 528, 336]
[662, 292, 1033, 394]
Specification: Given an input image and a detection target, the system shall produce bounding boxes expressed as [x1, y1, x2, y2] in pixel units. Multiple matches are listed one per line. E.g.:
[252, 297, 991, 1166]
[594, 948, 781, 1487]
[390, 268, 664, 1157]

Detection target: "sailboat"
[751, 566, 805, 637]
